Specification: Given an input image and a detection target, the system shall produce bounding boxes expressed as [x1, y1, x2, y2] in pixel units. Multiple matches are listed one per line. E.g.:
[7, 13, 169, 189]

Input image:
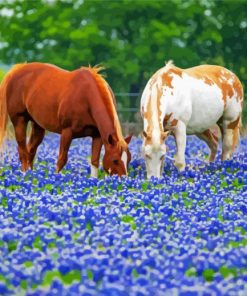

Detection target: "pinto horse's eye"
[145, 154, 151, 159]
[160, 155, 165, 161]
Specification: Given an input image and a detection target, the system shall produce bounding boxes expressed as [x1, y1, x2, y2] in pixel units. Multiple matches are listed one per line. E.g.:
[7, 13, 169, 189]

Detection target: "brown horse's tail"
[0, 71, 9, 151]
[0, 63, 26, 151]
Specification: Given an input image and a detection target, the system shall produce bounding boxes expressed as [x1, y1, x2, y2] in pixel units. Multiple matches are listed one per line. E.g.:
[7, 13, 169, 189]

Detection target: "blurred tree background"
[0, 0, 246, 122]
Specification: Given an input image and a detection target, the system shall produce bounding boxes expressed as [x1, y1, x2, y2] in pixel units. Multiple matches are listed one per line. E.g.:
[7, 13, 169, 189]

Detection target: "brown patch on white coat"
[141, 60, 243, 179]
[184, 65, 243, 107]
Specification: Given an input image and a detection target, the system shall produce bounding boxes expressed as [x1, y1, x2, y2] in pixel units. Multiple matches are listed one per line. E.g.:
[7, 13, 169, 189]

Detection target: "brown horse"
[0, 62, 132, 177]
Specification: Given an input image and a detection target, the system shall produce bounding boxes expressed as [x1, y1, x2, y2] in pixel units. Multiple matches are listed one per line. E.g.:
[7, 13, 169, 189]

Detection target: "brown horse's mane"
[82, 65, 127, 150]
[2, 63, 27, 83]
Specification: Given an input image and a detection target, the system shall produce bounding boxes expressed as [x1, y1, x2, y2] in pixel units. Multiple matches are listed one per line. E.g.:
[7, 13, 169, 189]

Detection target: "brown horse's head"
[103, 134, 132, 176]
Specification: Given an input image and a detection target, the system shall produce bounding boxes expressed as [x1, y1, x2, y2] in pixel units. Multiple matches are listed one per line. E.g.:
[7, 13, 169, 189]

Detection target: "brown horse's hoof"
[21, 163, 29, 172]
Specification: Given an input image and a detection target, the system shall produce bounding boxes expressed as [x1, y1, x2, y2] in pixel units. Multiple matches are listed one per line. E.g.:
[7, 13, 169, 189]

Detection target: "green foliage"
[132, 268, 139, 278]
[220, 266, 237, 279]
[0, 69, 5, 81]
[0, 0, 246, 118]
[42, 269, 81, 286]
[202, 269, 215, 282]
[122, 215, 134, 223]
[185, 267, 197, 277]
[7, 240, 18, 253]
[23, 261, 33, 268]
[86, 221, 93, 232]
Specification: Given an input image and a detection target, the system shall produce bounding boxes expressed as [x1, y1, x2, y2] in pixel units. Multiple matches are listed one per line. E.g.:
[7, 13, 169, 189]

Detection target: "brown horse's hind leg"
[56, 128, 72, 173]
[27, 122, 45, 169]
[196, 127, 219, 162]
[12, 115, 29, 171]
[91, 137, 103, 177]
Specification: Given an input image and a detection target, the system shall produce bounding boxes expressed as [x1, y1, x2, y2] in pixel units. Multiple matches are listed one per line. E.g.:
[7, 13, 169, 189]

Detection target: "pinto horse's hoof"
[174, 161, 185, 171]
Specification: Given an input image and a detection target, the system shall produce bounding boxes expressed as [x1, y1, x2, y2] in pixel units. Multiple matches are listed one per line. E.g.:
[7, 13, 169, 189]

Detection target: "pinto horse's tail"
[0, 64, 26, 151]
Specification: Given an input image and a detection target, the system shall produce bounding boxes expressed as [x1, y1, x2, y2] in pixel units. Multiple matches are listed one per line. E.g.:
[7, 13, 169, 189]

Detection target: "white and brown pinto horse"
[141, 61, 243, 179]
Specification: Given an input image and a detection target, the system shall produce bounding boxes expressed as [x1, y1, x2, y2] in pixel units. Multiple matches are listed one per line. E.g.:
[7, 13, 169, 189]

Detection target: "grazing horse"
[0, 62, 132, 177]
[141, 61, 243, 179]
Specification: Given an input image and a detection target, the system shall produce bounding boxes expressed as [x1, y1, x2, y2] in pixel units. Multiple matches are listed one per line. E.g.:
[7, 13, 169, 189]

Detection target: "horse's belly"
[26, 95, 61, 133]
[186, 88, 224, 134]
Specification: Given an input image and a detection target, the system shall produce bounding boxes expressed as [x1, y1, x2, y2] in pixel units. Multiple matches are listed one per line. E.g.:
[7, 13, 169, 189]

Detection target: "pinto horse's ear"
[161, 131, 170, 140]
[124, 134, 132, 144]
[143, 131, 151, 139]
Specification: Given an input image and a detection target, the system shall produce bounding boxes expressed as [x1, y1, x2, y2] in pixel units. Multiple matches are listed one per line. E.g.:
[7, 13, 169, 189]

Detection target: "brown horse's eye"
[113, 159, 119, 165]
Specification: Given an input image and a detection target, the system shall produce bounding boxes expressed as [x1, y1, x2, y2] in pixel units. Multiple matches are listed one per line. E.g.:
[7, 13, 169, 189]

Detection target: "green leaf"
[185, 267, 197, 277]
[141, 182, 149, 191]
[61, 270, 81, 285]
[1, 197, 7, 208]
[122, 215, 134, 223]
[202, 269, 215, 282]
[24, 261, 33, 268]
[86, 221, 93, 232]
[87, 269, 93, 280]
[33, 235, 42, 250]
[220, 266, 237, 278]
[132, 268, 139, 278]
[42, 270, 60, 286]
[20, 280, 27, 290]
[7, 241, 17, 253]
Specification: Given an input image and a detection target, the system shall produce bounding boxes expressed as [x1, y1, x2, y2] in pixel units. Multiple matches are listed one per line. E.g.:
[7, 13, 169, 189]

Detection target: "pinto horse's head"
[142, 130, 170, 179]
[103, 134, 132, 176]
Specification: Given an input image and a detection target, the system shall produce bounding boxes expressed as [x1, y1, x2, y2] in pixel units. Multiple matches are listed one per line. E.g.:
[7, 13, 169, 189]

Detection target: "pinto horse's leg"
[196, 128, 219, 162]
[56, 128, 72, 173]
[12, 116, 29, 172]
[220, 117, 240, 161]
[173, 121, 186, 171]
[91, 137, 103, 178]
[27, 122, 45, 169]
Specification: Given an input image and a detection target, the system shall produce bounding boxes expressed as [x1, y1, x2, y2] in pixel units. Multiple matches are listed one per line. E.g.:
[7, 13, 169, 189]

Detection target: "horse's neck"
[89, 101, 119, 144]
[85, 74, 123, 145]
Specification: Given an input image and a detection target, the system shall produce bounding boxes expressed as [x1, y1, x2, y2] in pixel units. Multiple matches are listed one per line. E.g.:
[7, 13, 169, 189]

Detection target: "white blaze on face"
[121, 151, 128, 174]
[143, 143, 166, 179]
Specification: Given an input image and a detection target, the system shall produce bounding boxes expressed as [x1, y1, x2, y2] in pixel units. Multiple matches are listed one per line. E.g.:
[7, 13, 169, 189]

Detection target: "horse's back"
[181, 64, 243, 131]
[5, 63, 82, 132]
[142, 62, 243, 135]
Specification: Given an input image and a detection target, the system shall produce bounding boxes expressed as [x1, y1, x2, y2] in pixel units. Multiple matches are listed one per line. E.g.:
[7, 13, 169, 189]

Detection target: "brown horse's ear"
[124, 134, 132, 144]
[108, 134, 118, 146]
[161, 131, 170, 140]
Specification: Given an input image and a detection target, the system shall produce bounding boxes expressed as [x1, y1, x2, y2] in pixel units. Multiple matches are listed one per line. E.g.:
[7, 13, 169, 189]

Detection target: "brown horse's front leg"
[12, 115, 29, 172]
[27, 122, 45, 169]
[91, 137, 103, 178]
[56, 128, 72, 173]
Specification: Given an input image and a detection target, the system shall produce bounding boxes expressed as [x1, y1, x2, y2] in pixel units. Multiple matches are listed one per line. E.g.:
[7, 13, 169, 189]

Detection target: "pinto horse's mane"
[164, 60, 174, 68]
[82, 65, 127, 150]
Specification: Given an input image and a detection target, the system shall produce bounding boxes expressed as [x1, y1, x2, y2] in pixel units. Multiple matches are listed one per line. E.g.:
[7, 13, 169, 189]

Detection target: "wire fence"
[115, 92, 143, 135]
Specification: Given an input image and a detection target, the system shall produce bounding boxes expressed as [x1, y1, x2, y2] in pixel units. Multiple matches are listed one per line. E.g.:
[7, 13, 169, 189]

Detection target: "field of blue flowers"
[0, 133, 246, 296]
